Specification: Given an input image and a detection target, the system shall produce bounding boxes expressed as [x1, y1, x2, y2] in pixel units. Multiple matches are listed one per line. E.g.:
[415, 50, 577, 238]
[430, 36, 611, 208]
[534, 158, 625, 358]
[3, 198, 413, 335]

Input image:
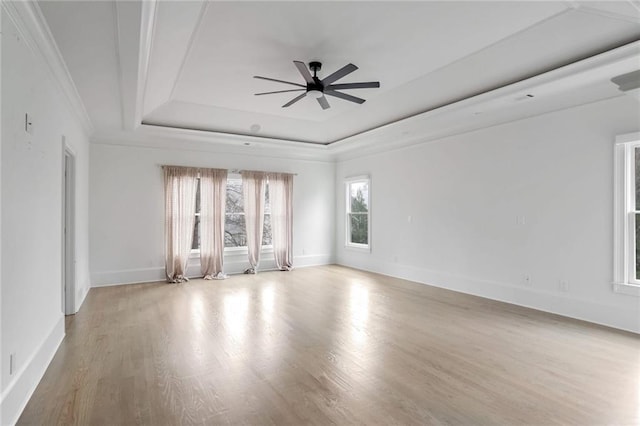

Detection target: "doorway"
[62, 141, 75, 317]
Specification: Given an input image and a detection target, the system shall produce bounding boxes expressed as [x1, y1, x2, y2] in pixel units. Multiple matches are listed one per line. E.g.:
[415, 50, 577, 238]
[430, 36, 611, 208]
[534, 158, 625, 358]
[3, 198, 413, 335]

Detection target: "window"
[191, 176, 272, 251]
[345, 176, 370, 249]
[613, 133, 640, 296]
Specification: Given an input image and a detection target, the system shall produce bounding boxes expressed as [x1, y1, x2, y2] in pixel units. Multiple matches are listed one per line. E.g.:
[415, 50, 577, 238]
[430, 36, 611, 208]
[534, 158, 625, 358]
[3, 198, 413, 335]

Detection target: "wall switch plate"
[523, 274, 532, 286]
[559, 280, 569, 292]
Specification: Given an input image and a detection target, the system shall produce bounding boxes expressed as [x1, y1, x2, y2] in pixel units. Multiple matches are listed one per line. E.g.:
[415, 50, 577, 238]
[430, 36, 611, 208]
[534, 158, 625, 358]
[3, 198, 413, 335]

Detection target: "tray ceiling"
[38, 1, 640, 147]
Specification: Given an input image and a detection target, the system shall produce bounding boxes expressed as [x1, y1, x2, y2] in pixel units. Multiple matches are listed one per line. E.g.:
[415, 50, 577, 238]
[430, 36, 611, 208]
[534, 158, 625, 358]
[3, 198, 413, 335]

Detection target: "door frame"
[62, 139, 76, 315]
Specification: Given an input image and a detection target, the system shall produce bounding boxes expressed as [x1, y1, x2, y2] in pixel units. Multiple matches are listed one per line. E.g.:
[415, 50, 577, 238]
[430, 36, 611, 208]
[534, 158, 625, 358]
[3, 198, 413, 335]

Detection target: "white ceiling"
[38, 1, 640, 149]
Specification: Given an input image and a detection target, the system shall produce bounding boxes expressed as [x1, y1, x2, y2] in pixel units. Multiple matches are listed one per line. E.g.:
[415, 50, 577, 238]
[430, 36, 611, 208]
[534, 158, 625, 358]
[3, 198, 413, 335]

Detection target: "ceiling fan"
[254, 61, 380, 110]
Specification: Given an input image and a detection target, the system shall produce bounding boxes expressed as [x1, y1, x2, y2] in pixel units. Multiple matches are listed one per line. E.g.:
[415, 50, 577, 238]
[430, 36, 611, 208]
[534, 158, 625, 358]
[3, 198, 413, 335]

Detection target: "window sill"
[612, 282, 640, 297]
[190, 246, 274, 259]
[345, 243, 371, 253]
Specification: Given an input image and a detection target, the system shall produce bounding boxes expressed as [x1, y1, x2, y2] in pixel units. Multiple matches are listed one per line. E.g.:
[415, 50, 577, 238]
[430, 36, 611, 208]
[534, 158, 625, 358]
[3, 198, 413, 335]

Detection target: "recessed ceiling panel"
[168, 1, 567, 121]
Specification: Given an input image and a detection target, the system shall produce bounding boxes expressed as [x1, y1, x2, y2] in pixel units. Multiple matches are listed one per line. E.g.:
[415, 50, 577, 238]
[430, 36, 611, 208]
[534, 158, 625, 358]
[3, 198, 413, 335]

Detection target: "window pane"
[192, 215, 200, 250]
[195, 179, 201, 213]
[350, 182, 369, 213]
[225, 213, 246, 247]
[264, 184, 271, 215]
[349, 213, 368, 245]
[635, 148, 640, 211]
[226, 179, 244, 213]
[262, 214, 272, 246]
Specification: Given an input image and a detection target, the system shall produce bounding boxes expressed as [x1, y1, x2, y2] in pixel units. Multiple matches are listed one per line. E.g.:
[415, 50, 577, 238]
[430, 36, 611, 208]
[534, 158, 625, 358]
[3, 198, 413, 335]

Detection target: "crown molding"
[1, 0, 94, 136]
[92, 125, 334, 162]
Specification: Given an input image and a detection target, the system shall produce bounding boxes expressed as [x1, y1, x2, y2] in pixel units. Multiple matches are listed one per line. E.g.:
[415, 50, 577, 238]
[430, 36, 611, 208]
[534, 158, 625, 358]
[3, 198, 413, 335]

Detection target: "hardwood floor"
[18, 265, 639, 425]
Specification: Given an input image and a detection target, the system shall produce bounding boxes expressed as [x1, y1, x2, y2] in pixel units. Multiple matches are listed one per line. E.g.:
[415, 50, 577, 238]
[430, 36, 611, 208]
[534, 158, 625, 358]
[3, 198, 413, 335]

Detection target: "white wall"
[336, 96, 640, 333]
[1, 11, 91, 425]
[90, 142, 335, 286]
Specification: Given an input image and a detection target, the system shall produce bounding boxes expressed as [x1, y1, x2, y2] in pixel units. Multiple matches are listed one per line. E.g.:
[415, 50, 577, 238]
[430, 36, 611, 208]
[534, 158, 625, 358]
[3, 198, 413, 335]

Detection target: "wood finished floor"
[18, 265, 639, 425]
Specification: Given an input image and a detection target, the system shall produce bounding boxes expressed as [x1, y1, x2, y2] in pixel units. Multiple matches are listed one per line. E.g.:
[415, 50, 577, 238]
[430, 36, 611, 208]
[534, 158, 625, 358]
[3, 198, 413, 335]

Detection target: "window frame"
[345, 175, 371, 251]
[189, 174, 273, 255]
[613, 132, 640, 296]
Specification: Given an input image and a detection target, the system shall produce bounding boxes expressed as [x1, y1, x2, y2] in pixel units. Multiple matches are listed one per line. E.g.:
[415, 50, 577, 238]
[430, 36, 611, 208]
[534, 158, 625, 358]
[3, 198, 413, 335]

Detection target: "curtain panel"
[241, 171, 267, 274]
[200, 168, 228, 279]
[163, 166, 199, 283]
[268, 173, 294, 271]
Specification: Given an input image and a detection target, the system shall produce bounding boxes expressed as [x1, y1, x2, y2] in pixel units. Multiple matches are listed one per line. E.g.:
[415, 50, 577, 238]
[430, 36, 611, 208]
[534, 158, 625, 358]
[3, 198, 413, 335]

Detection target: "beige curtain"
[200, 168, 228, 280]
[268, 173, 294, 271]
[163, 166, 199, 283]
[241, 171, 267, 274]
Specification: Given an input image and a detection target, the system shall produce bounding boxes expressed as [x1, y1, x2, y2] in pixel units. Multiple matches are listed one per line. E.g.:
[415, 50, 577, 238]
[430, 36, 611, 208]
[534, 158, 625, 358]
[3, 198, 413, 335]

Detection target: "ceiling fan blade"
[326, 82, 380, 90]
[255, 89, 305, 96]
[282, 93, 307, 108]
[317, 95, 330, 110]
[321, 63, 358, 86]
[254, 76, 305, 88]
[324, 90, 366, 104]
[293, 61, 314, 84]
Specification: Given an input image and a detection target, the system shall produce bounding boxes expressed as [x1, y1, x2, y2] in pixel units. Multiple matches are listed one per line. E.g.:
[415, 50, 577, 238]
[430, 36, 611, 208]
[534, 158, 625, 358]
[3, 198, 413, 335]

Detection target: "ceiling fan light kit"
[254, 61, 380, 110]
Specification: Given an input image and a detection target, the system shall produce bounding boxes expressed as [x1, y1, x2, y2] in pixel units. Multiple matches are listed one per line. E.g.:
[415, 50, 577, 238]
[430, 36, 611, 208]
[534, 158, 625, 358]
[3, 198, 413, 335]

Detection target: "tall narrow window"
[345, 176, 370, 249]
[634, 147, 640, 282]
[613, 133, 640, 296]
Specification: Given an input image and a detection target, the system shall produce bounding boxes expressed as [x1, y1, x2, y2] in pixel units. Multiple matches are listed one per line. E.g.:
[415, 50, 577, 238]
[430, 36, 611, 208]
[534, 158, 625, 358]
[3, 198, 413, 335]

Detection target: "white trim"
[113, 1, 126, 130]
[167, 1, 210, 101]
[0, 1, 93, 136]
[62, 142, 77, 315]
[135, 0, 157, 129]
[91, 254, 333, 287]
[337, 256, 640, 334]
[613, 282, 640, 297]
[0, 315, 65, 426]
[92, 126, 333, 162]
[613, 133, 640, 296]
[189, 245, 274, 259]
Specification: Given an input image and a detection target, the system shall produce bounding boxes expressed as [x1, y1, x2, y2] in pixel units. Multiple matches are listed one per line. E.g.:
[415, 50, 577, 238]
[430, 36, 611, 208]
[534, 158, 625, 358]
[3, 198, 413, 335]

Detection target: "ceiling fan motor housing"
[308, 61, 324, 92]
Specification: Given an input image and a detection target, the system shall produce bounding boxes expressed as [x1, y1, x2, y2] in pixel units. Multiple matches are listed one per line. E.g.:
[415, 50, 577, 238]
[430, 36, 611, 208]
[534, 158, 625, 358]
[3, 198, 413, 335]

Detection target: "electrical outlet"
[559, 280, 569, 292]
[523, 274, 532, 286]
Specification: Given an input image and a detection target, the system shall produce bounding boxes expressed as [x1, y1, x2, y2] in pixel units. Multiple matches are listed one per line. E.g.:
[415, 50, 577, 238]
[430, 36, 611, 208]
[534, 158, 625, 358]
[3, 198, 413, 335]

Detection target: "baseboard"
[337, 255, 640, 334]
[75, 283, 89, 312]
[0, 314, 65, 425]
[91, 266, 166, 287]
[91, 254, 334, 287]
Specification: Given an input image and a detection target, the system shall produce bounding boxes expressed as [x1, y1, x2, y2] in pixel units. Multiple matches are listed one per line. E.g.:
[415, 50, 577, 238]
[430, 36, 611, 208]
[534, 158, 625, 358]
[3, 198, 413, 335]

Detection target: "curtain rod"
[160, 165, 297, 176]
